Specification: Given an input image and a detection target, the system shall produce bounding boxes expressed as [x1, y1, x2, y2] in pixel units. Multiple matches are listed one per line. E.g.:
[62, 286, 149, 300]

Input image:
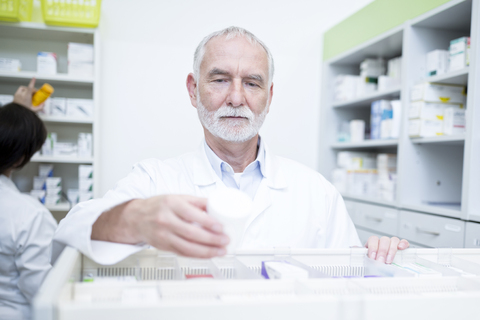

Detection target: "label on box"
[66, 99, 94, 118]
[37, 52, 57, 75]
[0, 58, 21, 72]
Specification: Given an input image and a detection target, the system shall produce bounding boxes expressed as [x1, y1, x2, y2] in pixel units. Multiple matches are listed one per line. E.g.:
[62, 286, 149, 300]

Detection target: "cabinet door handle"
[365, 215, 382, 222]
[416, 227, 440, 236]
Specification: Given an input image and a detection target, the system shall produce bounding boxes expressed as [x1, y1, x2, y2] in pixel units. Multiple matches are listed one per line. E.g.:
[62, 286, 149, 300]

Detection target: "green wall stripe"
[323, 0, 452, 61]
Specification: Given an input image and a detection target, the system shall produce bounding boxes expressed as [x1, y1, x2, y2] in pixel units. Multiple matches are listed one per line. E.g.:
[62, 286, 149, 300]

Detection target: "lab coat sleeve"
[15, 208, 57, 303]
[324, 189, 362, 248]
[54, 161, 158, 265]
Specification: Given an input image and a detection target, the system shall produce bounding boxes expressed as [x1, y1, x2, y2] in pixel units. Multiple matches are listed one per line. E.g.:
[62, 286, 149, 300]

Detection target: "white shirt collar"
[203, 136, 266, 178]
[0, 174, 18, 192]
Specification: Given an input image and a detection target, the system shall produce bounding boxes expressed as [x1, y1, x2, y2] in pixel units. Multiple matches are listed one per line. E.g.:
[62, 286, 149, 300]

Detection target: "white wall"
[98, 0, 373, 196]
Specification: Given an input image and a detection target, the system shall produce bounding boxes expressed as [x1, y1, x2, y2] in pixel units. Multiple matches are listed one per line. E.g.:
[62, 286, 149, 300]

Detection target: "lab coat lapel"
[192, 143, 225, 195]
[244, 178, 272, 230]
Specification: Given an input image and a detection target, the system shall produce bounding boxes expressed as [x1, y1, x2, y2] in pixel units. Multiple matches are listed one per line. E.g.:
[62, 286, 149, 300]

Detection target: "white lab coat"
[54, 142, 361, 265]
[0, 175, 57, 320]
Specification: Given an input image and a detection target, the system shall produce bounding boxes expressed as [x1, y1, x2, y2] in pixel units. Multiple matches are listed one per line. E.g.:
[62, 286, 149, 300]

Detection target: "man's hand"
[365, 236, 409, 264]
[92, 195, 229, 259]
[13, 78, 45, 112]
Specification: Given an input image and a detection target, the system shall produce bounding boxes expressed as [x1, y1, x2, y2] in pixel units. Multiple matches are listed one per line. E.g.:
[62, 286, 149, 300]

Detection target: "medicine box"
[79, 179, 93, 192]
[67, 189, 80, 206]
[410, 83, 466, 105]
[45, 195, 61, 205]
[39, 164, 54, 177]
[443, 107, 466, 135]
[0, 94, 13, 107]
[68, 43, 94, 62]
[79, 192, 93, 202]
[0, 58, 21, 72]
[426, 50, 449, 77]
[30, 190, 46, 203]
[33, 177, 47, 190]
[408, 119, 443, 137]
[46, 177, 62, 189]
[449, 37, 470, 71]
[46, 187, 62, 196]
[409, 101, 446, 120]
[51, 98, 67, 116]
[37, 52, 57, 75]
[66, 99, 94, 118]
[79, 165, 93, 179]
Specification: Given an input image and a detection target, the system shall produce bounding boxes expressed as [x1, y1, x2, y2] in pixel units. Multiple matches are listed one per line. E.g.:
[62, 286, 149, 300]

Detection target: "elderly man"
[54, 26, 408, 265]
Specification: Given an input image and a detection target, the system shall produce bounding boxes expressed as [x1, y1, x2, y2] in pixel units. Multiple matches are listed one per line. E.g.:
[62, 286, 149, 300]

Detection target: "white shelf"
[40, 115, 93, 124]
[422, 67, 469, 85]
[0, 71, 94, 86]
[332, 86, 401, 108]
[341, 193, 397, 208]
[31, 156, 93, 164]
[410, 134, 465, 146]
[0, 21, 94, 42]
[45, 202, 71, 212]
[403, 203, 462, 219]
[331, 139, 398, 149]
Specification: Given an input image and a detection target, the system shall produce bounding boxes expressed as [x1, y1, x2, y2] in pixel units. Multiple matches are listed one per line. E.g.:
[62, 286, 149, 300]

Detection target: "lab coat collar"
[193, 137, 287, 190]
[0, 174, 18, 192]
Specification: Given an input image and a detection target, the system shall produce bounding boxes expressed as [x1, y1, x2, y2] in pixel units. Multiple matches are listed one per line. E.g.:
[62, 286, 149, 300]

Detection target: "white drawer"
[344, 200, 358, 224]
[465, 222, 480, 248]
[399, 210, 465, 248]
[355, 202, 399, 236]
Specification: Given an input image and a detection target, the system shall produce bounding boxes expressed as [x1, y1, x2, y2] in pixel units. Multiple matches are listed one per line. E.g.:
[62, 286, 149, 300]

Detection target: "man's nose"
[226, 79, 246, 107]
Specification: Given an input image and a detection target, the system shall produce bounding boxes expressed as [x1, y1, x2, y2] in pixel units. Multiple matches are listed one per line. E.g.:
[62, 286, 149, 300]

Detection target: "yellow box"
[41, 0, 101, 28]
[0, 0, 33, 22]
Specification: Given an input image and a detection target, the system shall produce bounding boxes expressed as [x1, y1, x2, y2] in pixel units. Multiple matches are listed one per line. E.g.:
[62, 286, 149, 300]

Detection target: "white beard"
[196, 95, 268, 143]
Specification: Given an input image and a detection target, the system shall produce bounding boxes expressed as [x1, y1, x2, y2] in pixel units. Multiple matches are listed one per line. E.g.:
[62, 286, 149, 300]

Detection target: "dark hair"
[0, 103, 47, 175]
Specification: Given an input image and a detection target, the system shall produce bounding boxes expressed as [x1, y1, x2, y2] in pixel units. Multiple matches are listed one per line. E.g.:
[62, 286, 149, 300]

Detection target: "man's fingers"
[167, 232, 226, 259]
[173, 197, 224, 233]
[376, 236, 391, 263]
[169, 214, 229, 248]
[398, 239, 409, 250]
[386, 237, 400, 264]
[183, 195, 208, 211]
[28, 77, 36, 90]
[366, 236, 379, 260]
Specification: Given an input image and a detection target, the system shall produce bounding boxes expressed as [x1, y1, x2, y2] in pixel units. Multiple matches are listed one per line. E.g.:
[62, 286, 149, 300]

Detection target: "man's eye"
[247, 82, 258, 87]
[214, 79, 225, 83]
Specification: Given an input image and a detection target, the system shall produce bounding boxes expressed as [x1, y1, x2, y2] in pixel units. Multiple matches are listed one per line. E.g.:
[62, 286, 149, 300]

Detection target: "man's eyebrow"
[208, 68, 230, 76]
[246, 74, 264, 83]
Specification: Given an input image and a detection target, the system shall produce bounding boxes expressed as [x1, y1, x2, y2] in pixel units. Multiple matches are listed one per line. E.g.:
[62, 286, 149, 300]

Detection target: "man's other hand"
[365, 236, 409, 264]
[13, 78, 45, 112]
[92, 195, 229, 259]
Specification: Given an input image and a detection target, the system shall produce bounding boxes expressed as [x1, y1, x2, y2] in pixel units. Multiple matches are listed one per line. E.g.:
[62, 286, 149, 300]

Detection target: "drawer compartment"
[355, 202, 399, 236]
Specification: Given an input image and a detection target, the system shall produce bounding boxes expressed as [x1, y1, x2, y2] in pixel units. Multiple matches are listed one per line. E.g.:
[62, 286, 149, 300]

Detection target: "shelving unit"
[320, 0, 480, 248]
[0, 22, 100, 222]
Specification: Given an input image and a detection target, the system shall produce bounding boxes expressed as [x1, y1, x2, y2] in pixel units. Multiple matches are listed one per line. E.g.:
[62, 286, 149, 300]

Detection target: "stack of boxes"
[333, 56, 402, 103]
[30, 164, 62, 206]
[41, 97, 94, 119]
[332, 152, 398, 201]
[68, 165, 94, 206]
[370, 99, 402, 140]
[408, 83, 467, 137]
[41, 132, 93, 158]
[426, 36, 471, 78]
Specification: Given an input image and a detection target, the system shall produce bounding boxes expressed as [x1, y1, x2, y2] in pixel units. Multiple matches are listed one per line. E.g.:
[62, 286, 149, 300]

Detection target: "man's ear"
[186, 73, 198, 108]
[266, 82, 274, 113]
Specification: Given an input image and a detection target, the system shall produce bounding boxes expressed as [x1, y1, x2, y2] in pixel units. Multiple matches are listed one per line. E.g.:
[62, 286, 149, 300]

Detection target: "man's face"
[188, 35, 273, 143]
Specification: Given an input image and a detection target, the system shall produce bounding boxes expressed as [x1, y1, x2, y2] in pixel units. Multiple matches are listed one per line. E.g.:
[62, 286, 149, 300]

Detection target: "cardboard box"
[409, 119, 443, 137]
[37, 52, 57, 75]
[443, 107, 466, 135]
[410, 83, 466, 105]
[0, 58, 21, 72]
[39, 164, 54, 177]
[66, 98, 94, 118]
[79, 165, 93, 179]
[426, 50, 449, 77]
[46, 177, 62, 189]
[449, 37, 470, 71]
[79, 178, 93, 192]
[51, 98, 67, 116]
[409, 101, 446, 120]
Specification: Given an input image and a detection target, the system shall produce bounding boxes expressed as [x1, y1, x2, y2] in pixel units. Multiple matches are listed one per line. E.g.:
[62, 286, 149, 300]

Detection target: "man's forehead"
[201, 35, 269, 75]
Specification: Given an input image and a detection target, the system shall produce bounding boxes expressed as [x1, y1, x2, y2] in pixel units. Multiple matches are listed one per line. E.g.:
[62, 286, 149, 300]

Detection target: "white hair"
[193, 26, 274, 85]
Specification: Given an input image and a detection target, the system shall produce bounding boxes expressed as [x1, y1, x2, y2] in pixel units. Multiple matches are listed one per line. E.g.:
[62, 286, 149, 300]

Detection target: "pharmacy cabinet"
[399, 210, 465, 248]
[0, 22, 100, 221]
[465, 222, 480, 248]
[321, 0, 479, 247]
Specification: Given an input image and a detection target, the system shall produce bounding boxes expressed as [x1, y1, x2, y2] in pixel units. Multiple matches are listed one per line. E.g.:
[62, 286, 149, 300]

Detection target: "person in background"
[0, 79, 57, 320]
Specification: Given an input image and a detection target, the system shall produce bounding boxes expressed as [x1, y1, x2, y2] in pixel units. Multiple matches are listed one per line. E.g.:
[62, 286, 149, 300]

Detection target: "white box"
[426, 50, 449, 77]
[390, 100, 402, 139]
[408, 119, 443, 137]
[37, 52, 57, 75]
[53, 142, 77, 157]
[67, 189, 80, 206]
[334, 75, 359, 102]
[0, 94, 13, 107]
[46, 177, 62, 189]
[349, 120, 365, 142]
[449, 37, 470, 71]
[410, 83, 466, 105]
[0, 58, 21, 72]
[443, 107, 466, 135]
[45, 195, 61, 205]
[79, 192, 93, 202]
[68, 43, 94, 62]
[79, 178, 93, 192]
[30, 190, 46, 203]
[33, 177, 46, 190]
[46, 187, 62, 196]
[337, 152, 377, 170]
[39, 164, 54, 177]
[409, 101, 446, 120]
[41, 132, 57, 156]
[79, 165, 93, 179]
[78, 133, 93, 158]
[377, 154, 397, 176]
[51, 98, 67, 116]
[378, 75, 400, 91]
[38, 98, 52, 115]
[68, 61, 94, 78]
[346, 169, 378, 197]
[66, 99, 94, 118]
[387, 56, 402, 80]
